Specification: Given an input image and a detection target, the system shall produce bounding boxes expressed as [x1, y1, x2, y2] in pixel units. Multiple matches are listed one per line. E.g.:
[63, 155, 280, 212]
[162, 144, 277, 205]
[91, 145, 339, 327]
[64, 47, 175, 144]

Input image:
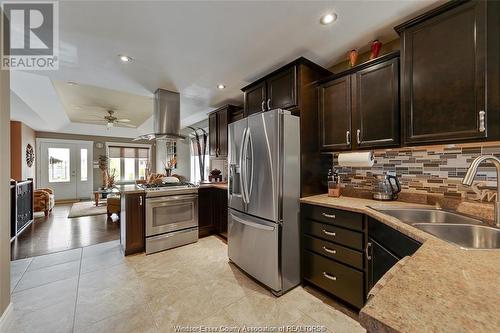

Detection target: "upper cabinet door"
[208, 113, 218, 157]
[244, 82, 266, 116]
[217, 108, 229, 157]
[401, 1, 486, 144]
[267, 66, 297, 110]
[352, 58, 400, 149]
[319, 76, 352, 151]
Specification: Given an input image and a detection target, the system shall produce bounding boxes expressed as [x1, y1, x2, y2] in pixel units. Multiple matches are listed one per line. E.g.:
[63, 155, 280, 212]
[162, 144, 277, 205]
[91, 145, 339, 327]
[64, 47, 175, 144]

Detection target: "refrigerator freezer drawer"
[228, 209, 280, 292]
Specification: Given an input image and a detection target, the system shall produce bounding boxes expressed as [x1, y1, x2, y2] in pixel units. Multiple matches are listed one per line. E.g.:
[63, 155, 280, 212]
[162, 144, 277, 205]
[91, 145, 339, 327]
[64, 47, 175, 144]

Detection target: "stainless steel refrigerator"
[227, 108, 300, 296]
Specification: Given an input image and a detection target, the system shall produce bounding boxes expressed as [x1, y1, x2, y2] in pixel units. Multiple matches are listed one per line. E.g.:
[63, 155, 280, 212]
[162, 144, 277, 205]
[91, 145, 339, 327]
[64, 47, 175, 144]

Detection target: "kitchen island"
[117, 185, 146, 255]
[300, 194, 500, 333]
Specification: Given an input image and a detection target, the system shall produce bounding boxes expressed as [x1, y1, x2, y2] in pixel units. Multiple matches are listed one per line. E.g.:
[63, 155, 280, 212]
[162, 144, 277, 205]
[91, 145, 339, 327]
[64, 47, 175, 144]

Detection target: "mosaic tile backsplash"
[331, 142, 500, 203]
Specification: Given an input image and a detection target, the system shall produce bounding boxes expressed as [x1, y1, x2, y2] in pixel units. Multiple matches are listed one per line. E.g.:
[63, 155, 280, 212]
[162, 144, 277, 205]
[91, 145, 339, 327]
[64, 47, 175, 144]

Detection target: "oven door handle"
[146, 195, 198, 203]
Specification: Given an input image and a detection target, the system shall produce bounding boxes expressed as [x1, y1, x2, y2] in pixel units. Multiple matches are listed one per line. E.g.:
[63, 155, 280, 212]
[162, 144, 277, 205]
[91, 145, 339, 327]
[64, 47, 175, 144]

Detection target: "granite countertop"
[199, 182, 228, 190]
[300, 194, 500, 333]
[115, 184, 145, 194]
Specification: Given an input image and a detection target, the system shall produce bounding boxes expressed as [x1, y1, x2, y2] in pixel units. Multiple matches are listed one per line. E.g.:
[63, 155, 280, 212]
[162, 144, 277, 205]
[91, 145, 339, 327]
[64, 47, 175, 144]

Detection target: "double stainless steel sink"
[372, 207, 500, 250]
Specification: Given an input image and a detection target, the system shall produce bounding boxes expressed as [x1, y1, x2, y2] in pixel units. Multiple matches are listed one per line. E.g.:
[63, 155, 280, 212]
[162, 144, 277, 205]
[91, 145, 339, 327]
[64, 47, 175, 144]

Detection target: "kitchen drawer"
[302, 204, 364, 231]
[303, 220, 364, 250]
[303, 250, 364, 309]
[303, 234, 364, 270]
[368, 217, 421, 258]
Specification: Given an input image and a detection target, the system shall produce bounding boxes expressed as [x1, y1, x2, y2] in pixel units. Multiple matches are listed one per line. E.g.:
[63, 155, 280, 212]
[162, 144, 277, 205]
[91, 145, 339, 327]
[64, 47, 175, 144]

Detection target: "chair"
[34, 188, 55, 217]
[106, 194, 121, 218]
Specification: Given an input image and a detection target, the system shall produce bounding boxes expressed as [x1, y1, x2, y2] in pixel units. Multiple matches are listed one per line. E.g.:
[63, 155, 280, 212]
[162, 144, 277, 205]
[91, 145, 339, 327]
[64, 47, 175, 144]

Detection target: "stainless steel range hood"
[134, 88, 186, 141]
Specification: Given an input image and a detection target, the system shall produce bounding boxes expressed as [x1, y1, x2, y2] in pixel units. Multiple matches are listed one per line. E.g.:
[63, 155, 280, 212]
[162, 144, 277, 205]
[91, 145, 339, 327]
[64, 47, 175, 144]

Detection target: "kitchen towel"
[338, 151, 375, 167]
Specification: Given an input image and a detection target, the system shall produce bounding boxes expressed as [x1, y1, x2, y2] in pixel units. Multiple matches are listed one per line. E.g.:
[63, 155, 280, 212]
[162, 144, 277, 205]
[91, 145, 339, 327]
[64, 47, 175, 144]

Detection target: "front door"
[38, 140, 93, 200]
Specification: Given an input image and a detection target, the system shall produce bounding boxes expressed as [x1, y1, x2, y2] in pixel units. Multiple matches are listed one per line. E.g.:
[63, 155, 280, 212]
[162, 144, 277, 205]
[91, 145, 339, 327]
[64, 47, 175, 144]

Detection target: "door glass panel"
[48, 148, 70, 183]
[80, 148, 88, 181]
[153, 202, 194, 227]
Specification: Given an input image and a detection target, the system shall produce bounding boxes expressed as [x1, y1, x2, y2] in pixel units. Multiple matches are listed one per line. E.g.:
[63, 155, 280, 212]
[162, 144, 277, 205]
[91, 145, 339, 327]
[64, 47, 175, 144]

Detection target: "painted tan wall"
[0, 39, 11, 319]
[10, 121, 36, 182]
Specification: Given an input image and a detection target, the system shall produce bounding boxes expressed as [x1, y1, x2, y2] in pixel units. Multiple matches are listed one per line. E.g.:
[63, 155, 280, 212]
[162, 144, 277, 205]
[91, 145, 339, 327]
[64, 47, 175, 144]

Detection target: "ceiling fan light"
[106, 122, 114, 129]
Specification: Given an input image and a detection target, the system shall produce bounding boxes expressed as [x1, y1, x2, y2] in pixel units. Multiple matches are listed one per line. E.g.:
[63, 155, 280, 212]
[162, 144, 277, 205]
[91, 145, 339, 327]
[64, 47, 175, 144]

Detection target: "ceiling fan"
[86, 110, 135, 129]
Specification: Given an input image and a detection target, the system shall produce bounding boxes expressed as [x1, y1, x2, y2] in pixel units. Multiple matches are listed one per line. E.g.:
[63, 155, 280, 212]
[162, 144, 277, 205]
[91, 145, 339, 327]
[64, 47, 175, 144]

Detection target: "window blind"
[108, 146, 149, 159]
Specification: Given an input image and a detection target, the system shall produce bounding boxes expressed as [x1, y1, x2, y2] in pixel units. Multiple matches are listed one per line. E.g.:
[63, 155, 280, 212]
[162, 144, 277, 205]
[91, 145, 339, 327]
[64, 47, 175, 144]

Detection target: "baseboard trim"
[0, 303, 13, 331]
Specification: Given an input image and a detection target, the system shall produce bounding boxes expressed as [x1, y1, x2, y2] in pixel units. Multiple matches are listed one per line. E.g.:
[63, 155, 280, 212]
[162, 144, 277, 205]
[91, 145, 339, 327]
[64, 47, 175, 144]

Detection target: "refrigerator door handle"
[247, 128, 254, 202]
[240, 127, 249, 204]
[230, 213, 275, 231]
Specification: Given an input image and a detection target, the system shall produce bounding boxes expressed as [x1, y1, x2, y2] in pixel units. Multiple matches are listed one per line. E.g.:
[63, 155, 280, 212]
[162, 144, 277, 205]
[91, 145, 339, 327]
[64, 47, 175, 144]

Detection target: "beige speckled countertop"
[300, 194, 500, 333]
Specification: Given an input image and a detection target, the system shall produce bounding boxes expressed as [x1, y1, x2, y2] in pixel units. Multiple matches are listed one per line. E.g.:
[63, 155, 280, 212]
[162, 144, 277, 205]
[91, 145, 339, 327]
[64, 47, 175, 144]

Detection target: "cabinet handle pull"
[322, 272, 337, 281]
[479, 110, 486, 132]
[261, 101, 266, 112]
[356, 129, 361, 144]
[322, 229, 336, 237]
[267, 99, 271, 110]
[365, 242, 372, 260]
[139, 196, 143, 206]
[321, 212, 336, 219]
[322, 246, 336, 254]
[346, 130, 350, 145]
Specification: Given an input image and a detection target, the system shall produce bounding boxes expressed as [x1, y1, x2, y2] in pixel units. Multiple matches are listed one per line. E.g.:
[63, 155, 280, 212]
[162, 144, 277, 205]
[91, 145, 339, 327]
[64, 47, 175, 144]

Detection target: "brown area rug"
[68, 201, 107, 218]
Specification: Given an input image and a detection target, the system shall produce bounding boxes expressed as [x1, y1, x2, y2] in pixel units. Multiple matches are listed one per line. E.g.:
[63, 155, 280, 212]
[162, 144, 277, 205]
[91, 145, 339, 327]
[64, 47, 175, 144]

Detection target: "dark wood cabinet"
[353, 57, 400, 148]
[396, 0, 499, 144]
[318, 76, 352, 151]
[318, 53, 400, 151]
[301, 203, 366, 309]
[120, 192, 145, 255]
[244, 82, 266, 116]
[198, 187, 228, 239]
[366, 217, 421, 290]
[10, 179, 34, 239]
[208, 105, 242, 158]
[198, 187, 214, 237]
[208, 113, 218, 157]
[267, 67, 297, 110]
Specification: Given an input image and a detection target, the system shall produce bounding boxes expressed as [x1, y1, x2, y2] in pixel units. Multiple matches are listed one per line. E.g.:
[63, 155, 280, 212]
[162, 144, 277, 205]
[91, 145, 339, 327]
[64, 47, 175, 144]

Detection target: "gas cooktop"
[139, 182, 198, 197]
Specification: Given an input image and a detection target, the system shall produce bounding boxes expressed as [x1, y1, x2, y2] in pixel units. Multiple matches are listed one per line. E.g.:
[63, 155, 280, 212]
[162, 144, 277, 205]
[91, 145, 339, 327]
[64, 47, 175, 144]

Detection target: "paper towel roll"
[338, 151, 374, 167]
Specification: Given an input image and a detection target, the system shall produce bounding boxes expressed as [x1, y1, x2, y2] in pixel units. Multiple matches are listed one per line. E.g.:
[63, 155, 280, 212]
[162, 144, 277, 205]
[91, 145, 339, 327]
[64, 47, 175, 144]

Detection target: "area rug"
[68, 201, 107, 218]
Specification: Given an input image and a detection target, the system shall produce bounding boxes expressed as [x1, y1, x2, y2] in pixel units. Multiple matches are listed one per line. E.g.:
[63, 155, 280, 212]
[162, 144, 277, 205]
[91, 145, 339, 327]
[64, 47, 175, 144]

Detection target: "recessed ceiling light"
[217, 84, 226, 90]
[67, 81, 78, 86]
[119, 55, 132, 62]
[320, 13, 337, 25]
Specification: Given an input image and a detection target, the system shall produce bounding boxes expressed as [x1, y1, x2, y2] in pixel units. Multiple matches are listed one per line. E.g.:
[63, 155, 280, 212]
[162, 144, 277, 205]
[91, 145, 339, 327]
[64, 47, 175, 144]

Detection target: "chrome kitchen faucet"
[462, 155, 500, 227]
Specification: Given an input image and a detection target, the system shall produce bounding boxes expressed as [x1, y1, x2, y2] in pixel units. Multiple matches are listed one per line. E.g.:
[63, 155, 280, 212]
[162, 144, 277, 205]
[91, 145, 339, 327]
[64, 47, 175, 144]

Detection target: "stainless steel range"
[140, 182, 199, 254]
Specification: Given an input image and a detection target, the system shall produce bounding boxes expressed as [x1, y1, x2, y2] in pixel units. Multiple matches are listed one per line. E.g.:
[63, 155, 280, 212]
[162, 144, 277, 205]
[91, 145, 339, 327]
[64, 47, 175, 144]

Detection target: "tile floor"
[5, 236, 365, 333]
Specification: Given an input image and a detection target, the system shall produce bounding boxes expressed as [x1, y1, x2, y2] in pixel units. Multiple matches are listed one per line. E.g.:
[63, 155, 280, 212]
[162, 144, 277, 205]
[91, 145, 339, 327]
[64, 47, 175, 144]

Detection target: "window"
[48, 148, 70, 183]
[80, 149, 88, 181]
[107, 145, 150, 182]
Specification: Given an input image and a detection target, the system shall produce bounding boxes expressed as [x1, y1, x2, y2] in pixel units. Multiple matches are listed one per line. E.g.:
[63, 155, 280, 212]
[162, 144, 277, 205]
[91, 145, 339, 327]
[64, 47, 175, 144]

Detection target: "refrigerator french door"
[227, 109, 300, 295]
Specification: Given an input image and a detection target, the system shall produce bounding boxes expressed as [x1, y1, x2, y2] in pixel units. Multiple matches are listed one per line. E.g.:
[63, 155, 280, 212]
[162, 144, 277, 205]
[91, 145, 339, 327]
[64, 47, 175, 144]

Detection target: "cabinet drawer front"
[304, 220, 364, 250]
[302, 204, 364, 231]
[303, 251, 364, 308]
[303, 235, 363, 270]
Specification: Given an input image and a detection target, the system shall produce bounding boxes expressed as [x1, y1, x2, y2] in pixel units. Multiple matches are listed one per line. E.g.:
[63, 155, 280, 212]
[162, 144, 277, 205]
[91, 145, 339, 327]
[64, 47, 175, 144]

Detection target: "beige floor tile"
[11, 277, 78, 312]
[305, 300, 366, 333]
[14, 260, 80, 292]
[10, 258, 32, 292]
[28, 248, 82, 271]
[292, 313, 329, 332]
[74, 306, 157, 333]
[2, 299, 75, 333]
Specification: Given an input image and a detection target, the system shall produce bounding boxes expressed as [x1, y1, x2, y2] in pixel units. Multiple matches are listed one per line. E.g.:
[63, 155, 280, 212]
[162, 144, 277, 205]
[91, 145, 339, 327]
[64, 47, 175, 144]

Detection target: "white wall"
[0, 36, 11, 319]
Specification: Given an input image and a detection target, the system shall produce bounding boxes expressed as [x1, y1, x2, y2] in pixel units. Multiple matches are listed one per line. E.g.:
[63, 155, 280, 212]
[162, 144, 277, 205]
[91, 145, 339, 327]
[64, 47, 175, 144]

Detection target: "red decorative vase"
[349, 49, 359, 67]
[370, 40, 382, 60]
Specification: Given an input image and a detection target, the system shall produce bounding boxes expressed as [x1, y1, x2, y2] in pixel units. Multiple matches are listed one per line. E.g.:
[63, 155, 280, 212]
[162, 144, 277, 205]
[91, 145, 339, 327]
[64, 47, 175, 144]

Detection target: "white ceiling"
[11, 0, 442, 138]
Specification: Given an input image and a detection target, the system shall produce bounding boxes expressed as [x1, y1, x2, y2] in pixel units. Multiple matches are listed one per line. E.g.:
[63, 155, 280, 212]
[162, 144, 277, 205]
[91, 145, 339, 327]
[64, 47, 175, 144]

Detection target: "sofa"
[34, 188, 55, 217]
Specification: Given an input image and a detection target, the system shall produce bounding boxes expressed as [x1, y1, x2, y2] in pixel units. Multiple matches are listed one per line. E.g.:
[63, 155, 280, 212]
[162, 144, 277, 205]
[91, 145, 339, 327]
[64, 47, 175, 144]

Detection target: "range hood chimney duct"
[134, 88, 186, 141]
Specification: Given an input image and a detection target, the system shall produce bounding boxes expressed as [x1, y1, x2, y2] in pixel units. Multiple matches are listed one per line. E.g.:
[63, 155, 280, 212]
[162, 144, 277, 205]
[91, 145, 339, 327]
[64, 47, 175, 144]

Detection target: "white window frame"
[105, 142, 152, 183]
